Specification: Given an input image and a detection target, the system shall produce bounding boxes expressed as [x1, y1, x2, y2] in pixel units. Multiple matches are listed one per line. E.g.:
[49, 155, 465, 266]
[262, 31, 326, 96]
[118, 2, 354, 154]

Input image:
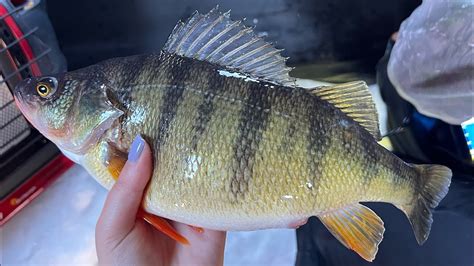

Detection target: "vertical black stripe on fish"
[120, 55, 151, 85]
[277, 89, 304, 154]
[358, 128, 381, 186]
[189, 69, 218, 151]
[190, 88, 216, 150]
[106, 55, 155, 106]
[306, 97, 333, 192]
[155, 57, 189, 153]
[230, 82, 272, 201]
[280, 116, 297, 153]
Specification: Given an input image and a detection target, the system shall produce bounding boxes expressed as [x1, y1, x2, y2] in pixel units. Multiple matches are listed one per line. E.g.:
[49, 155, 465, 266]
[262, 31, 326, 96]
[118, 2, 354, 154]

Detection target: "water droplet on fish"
[340, 120, 350, 128]
[282, 195, 293, 200]
[184, 154, 201, 179]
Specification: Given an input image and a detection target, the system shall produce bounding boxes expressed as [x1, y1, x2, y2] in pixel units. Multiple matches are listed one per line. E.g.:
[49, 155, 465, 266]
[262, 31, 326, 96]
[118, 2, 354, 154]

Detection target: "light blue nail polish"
[128, 135, 144, 162]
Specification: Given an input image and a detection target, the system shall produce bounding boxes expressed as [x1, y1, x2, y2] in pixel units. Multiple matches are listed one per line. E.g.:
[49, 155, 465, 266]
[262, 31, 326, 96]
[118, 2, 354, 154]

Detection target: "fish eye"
[35, 77, 58, 98]
[36, 83, 51, 97]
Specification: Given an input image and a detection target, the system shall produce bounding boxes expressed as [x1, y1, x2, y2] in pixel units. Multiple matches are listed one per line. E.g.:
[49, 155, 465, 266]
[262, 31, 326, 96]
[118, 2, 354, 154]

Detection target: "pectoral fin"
[106, 146, 127, 180]
[105, 143, 190, 245]
[318, 203, 385, 262]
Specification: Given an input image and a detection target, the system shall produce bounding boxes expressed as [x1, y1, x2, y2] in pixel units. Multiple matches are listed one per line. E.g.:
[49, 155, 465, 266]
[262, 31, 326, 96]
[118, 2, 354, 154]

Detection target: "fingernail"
[128, 135, 145, 162]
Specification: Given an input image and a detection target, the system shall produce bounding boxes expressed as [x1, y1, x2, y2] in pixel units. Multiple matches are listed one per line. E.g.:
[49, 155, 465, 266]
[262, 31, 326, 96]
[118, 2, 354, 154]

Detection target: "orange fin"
[318, 203, 385, 262]
[105, 143, 127, 181]
[138, 209, 189, 245]
[188, 225, 205, 233]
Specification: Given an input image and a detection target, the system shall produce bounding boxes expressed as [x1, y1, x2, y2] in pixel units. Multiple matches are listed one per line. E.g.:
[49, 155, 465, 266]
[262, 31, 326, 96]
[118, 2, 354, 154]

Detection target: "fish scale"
[13, 8, 452, 262]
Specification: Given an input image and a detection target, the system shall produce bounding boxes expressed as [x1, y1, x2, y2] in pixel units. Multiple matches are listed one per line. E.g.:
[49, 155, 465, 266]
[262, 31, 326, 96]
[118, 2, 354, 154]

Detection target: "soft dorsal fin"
[163, 7, 296, 86]
[311, 81, 381, 140]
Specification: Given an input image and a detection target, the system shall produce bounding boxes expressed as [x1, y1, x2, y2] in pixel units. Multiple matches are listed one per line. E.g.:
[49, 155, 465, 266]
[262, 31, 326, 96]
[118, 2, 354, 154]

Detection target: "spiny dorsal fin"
[311, 81, 381, 140]
[318, 204, 385, 262]
[163, 6, 296, 86]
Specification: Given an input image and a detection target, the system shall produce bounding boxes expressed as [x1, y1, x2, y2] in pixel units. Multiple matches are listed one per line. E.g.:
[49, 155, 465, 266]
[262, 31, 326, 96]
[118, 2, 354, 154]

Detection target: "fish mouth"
[13, 90, 36, 126]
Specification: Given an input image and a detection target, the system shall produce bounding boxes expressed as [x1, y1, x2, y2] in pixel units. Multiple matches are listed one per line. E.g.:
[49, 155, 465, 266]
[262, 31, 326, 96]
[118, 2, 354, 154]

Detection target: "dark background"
[45, 0, 421, 82]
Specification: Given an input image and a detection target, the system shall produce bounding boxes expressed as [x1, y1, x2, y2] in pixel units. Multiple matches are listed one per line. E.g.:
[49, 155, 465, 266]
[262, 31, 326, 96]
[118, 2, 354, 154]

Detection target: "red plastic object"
[0, 3, 41, 76]
[0, 155, 74, 225]
[0, 3, 74, 225]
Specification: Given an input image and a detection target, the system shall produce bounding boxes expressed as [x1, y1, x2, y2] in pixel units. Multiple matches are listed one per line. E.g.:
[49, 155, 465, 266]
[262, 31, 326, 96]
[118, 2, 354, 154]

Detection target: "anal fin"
[318, 203, 385, 262]
[105, 143, 190, 245]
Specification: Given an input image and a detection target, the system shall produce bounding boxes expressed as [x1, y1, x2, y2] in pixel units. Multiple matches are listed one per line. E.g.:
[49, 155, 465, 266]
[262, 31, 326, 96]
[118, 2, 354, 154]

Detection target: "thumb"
[96, 135, 153, 243]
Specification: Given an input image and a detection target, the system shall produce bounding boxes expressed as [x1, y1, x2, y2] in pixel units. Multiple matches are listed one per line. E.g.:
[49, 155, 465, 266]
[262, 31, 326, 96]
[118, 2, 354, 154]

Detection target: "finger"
[96, 135, 153, 240]
[173, 223, 227, 265]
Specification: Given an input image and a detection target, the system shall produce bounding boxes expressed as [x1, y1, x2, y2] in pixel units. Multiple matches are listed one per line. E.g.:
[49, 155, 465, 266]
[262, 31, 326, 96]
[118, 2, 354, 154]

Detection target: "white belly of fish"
[144, 203, 308, 231]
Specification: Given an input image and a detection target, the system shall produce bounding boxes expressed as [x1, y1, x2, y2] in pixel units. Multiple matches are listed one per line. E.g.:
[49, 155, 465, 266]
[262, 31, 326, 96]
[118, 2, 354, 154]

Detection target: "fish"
[13, 7, 452, 261]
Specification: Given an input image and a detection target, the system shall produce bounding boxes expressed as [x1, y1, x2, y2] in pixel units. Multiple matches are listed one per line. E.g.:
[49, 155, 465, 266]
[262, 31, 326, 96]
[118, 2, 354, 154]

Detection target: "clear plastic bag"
[387, 0, 474, 125]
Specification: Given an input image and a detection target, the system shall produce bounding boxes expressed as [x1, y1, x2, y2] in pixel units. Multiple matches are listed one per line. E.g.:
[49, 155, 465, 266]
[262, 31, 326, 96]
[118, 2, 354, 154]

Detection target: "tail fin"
[400, 164, 452, 245]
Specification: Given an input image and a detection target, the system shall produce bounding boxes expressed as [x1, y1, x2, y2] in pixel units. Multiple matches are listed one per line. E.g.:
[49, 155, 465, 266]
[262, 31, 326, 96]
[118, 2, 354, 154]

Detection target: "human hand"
[95, 135, 226, 265]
